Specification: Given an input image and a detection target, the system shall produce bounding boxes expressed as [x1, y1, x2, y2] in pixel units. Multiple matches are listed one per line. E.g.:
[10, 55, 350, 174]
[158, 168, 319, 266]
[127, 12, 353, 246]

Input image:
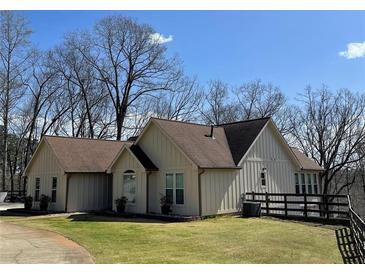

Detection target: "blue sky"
[21, 11, 365, 101]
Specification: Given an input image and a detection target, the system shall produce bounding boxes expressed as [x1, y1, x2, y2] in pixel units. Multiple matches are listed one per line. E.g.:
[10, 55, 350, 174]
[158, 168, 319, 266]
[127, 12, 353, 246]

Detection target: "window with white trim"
[35, 178, 40, 201]
[165, 173, 174, 204]
[51, 177, 57, 203]
[301, 173, 306, 194]
[123, 170, 136, 203]
[165, 173, 184, 205]
[307, 174, 312, 194]
[261, 168, 267, 187]
[175, 173, 184, 205]
[295, 173, 300, 194]
[313, 174, 318, 194]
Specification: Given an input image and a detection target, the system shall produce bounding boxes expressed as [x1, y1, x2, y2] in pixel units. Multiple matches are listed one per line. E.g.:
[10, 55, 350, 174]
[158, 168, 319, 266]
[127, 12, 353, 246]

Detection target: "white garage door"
[67, 173, 112, 212]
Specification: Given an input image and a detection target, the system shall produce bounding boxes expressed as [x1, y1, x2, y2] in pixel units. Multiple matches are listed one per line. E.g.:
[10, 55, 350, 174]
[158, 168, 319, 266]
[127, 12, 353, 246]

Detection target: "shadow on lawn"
[335, 227, 362, 264]
[67, 213, 169, 224]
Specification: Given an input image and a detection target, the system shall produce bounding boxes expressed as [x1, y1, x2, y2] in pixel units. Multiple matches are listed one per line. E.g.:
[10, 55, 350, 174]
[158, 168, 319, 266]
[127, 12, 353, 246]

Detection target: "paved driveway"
[0, 221, 94, 263]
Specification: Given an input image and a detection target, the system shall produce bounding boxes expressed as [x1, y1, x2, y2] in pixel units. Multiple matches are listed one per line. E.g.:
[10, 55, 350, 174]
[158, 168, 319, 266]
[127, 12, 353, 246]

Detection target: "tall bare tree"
[288, 86, 365, 195]
[74, 15, 182, 140]
[0, 11, 32, 191]
[201, 80, 239, 125]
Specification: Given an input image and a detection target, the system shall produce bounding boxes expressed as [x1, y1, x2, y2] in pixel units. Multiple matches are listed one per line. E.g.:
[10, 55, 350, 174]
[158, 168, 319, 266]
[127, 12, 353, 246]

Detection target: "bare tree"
[234, 80, 290, 134]
[201, 80, 239, 125]
[0, 11, 32, 191]
[73, 15, 182, 140]
[288, 86, 365, 195]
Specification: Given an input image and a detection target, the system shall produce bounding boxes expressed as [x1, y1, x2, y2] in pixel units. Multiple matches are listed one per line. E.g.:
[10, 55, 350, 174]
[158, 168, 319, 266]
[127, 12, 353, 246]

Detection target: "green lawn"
[1, 214, 342, 263]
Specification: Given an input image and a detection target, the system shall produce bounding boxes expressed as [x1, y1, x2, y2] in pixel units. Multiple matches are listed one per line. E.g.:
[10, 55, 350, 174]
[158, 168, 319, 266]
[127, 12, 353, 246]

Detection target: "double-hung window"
[35, 178, 40, 202]
[313, 174, 318, 194]
[51, 177, 57, 203]
[261, 171, 266, 187]
[165, 173, 174, 204]
[123, 170, 136, 203]
[301, 173, 306, 194]
[165, 173, 184, 205]
[295, 173, 300, 194]
[307, 174, 312, 194]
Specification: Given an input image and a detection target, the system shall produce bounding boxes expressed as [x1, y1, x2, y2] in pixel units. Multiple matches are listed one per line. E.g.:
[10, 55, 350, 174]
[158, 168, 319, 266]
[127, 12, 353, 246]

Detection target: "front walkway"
[0, 220, 94, 263]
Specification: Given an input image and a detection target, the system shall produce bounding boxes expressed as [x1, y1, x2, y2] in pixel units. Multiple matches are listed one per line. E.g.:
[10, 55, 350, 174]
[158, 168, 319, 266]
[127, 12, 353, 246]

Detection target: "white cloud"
[150, 33, 173, 44]
[339, 42, 365, 59]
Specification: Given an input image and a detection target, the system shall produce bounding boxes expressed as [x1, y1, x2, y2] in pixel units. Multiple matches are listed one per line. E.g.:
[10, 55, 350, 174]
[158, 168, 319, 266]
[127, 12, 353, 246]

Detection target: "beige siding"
[26, 142, 66, 211]
[111, 149, 147, 214]
[138, 122, 199, 216]
[241, 123, 298, 195]
[67, 173, 112, 212]
[201, 169, 241, 216]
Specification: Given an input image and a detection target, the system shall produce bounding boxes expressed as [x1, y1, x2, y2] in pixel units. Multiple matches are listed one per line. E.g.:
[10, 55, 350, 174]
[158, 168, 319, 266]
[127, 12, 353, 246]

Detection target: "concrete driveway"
[0, 220, 94, 263]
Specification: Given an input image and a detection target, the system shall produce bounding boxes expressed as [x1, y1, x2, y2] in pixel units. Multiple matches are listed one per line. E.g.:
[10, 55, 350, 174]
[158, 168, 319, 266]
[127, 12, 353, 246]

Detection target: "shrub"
[39, 194, 51, 211]
[160, 195, 172, 215]
[24, 196, 33, 210]
[115, 196, 128, 213]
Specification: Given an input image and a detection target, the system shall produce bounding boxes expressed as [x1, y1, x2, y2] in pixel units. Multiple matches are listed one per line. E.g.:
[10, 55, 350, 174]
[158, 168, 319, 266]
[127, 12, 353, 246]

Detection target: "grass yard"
[1, 214, 342, 263]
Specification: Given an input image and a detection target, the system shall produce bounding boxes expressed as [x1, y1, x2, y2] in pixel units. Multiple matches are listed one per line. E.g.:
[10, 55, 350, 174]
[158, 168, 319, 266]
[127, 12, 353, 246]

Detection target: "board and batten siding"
[138, 122, 199, 216]
[111, 149, 147, 214]
[67, 173, 112, 212]
[200, 169, 242, 216]
[240, 123, 297, 197]
[26, 141, 66, 211]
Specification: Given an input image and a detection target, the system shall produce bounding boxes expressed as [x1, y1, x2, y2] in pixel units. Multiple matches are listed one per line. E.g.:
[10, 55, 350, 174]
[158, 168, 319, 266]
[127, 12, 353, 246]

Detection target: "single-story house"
[24, 117, 323, 216]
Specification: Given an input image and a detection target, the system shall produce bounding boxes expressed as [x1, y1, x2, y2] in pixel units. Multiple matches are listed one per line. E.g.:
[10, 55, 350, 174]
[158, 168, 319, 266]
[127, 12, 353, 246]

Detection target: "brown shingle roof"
[220, 117, 271, 165]
[291, 148, 324, 171]
[44, 136, 131, 172]
[152, 118, 237, 168]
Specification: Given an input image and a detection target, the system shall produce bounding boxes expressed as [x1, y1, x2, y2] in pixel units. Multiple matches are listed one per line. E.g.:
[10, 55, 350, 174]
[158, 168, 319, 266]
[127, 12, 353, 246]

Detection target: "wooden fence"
[244, 192, 349, 223]
[348, 195, 365, 263]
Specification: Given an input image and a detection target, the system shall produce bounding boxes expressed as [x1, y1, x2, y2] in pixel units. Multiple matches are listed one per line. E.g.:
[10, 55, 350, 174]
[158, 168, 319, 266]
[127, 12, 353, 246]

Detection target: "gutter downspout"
[146, 171, 152, 214]
[198, 169, 205, 217]
[64, 173, 70, 212]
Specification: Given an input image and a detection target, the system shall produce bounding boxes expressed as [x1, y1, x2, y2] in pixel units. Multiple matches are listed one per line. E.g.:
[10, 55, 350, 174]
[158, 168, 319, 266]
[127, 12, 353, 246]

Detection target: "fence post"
[265, 192, 270, 215]
[324, 195, 330, 220]
[303, 192, 308, 219]
[252, 191, 255, 202]
[284, 194, 288, 217]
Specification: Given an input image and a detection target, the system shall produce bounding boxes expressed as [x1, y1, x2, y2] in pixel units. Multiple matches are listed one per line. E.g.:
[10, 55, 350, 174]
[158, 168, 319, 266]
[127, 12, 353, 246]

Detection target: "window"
[307, 174, 312, 194]
[51, 177, 57, 203]
[301, 173, 306, 194]
[165, 173, 174, 204]
[165, 173, 184, 205]
[175, 173, 184, 205]
[123, 171, 136, 203]
[261, 169, 266, 187]
[35, 178, 40, 202]
[313, 174, 318, 194]
[295, 173, 300, 194]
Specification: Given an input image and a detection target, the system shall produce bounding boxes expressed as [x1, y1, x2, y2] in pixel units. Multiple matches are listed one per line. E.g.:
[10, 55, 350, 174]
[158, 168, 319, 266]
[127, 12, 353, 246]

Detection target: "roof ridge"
[218, 116, 271, 126]
[44, 135, 132, 143]
[151, 117, 212, 127]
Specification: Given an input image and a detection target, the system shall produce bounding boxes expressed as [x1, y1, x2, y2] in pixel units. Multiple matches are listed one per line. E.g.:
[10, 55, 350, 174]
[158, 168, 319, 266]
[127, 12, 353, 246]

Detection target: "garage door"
[67, 173, 112, 212]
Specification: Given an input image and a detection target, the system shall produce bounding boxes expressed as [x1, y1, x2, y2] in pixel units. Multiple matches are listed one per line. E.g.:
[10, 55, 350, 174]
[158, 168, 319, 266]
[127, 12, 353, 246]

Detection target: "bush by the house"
[39, 194, 51, 211]
[24, 196, 33, 210]
[115, 196, 128, 213]
[160, 195, 172, 215]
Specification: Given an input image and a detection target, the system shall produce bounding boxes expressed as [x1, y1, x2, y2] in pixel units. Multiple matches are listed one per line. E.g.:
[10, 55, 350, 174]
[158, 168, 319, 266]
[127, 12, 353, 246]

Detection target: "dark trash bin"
[241, 201, 261, 217]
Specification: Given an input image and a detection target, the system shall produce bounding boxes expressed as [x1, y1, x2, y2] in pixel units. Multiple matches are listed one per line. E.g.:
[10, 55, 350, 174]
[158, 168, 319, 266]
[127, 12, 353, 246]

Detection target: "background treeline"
[0, 11, 364, 215]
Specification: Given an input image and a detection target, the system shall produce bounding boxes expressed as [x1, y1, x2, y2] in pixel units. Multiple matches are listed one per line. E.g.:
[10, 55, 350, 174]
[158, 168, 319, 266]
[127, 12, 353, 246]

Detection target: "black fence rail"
[244, 192, 349, 224]
[348, 195, 365, 263]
